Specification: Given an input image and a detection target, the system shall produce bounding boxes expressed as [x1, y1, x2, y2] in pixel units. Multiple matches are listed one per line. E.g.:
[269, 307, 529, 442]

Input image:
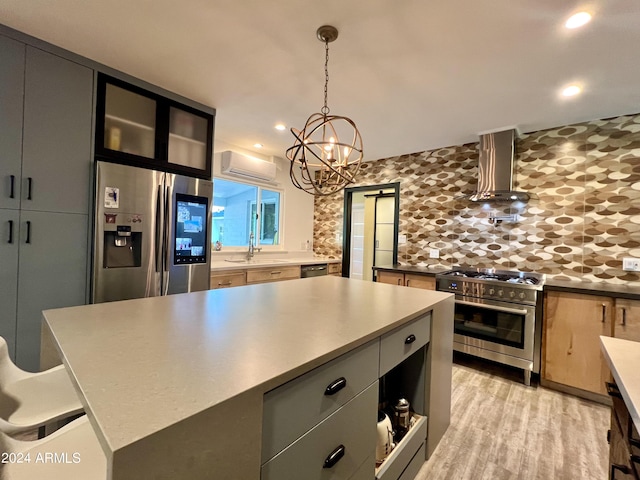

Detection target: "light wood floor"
[416, 357, 610, 480]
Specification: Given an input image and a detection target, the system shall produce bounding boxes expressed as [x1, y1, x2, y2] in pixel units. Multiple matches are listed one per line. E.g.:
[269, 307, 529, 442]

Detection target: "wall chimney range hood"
[469, 129, 530, 202]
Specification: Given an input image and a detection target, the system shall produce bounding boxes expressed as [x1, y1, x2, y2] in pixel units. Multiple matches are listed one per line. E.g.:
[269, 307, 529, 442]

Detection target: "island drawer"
[261, 382, 378, 480]
[379, 313, 430, 376]
[209, 271, 246, 289]
[247, 265, 301, 283]
[262, 340, 380, 462]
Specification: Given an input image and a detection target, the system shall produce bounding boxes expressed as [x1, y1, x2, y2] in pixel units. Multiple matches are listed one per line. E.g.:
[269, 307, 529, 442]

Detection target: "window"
[212, 178, 281, 248]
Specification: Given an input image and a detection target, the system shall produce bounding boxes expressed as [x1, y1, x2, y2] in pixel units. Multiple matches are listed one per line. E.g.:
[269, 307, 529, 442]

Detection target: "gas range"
[436, 268, 545, 306]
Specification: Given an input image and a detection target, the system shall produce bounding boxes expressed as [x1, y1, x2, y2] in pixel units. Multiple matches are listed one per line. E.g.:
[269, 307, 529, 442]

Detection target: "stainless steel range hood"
[469, 129, 530, 202]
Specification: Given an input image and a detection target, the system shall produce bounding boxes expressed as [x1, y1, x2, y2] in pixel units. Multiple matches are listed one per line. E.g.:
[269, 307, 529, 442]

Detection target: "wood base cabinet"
[614, 299, 640, 342]
[607, 382, 640, 479]
[543, 291, 613, 396]
[376, 271, 435, 291]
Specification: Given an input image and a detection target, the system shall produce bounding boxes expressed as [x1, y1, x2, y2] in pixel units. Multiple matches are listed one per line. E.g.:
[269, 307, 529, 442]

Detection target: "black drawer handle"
[405, 334, 416, 345]
[611, 463, 630, 477]
[8, 220, 13, 244]
[606, 382, 622, 399]
[631, 455, 640, 465]
[323, 444, 345, 469]
[324, 377, 347, 396]
[10, 175, 15, 198]
[25, 220, 31, 244]
[27, 177, 32, 200]
[630, 438, 640, 449]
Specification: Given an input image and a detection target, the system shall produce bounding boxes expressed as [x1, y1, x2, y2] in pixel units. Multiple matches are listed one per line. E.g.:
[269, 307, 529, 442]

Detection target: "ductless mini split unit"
[220, 151, 277, 183]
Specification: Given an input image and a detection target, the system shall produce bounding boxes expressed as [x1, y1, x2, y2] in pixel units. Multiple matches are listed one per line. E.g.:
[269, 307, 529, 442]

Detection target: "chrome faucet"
[247, 232, 261, 260]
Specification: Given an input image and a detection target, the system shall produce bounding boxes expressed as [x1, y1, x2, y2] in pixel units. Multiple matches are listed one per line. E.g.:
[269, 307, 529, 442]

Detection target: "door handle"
[405, 334, 416, 344]
[7, 220, 13, 244]
[621, 307, 626, 326]
[324, 377, 347, 396]
[9, 175, 15, 199]
[27, 177, 32, 200]
[323, 444, 345, 469]
[25, 221, 31, 244]
[164, 185, 171, 272]
[155, 186, 163, 273]
[601, 304, 606, 323]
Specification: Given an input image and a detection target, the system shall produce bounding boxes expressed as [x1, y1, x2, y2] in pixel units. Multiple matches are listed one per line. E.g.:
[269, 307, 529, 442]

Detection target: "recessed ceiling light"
[275, 124, 286, 131]
[565, 12, 592, 29]
[562, 85, 582, 97]
[253, 143, 263, 148]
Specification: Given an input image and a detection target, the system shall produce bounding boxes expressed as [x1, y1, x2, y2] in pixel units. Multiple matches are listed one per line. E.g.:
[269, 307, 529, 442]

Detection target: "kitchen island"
[42, 276, 454, 480]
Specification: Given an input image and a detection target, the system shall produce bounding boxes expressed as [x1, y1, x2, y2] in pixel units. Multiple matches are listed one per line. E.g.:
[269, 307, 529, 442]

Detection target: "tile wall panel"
[313, 113, 640, 285]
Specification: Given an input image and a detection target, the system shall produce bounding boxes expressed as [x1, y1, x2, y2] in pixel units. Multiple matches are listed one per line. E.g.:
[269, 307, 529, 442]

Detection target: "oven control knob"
[497, 290, 504, 297]
[519, 292, 526, 299]
[509, 291, 516, 298]
[489, 288, 495, 295]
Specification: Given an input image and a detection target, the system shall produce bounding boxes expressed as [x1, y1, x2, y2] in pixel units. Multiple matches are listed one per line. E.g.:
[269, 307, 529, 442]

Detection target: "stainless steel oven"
[436, 268, 545, 386]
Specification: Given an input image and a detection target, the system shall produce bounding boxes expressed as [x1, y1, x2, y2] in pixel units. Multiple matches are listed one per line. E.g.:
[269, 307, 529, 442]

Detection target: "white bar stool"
[1, 415, 107, 479]
[0, 336, 83, 435]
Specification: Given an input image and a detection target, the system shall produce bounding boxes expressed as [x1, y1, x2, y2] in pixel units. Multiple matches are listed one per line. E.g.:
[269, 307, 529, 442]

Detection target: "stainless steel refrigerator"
[92, 161, 212, 303]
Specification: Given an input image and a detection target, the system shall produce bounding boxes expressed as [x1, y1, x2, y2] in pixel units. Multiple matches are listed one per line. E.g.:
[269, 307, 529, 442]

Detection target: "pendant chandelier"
[286, 25, 363, 196]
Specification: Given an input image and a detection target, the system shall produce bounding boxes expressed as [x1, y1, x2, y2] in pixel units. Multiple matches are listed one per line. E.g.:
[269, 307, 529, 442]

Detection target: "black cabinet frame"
[95, 73, 213, 179]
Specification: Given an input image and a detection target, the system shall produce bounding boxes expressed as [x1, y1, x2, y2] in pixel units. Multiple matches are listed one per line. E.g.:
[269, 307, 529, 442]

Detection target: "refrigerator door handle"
[164, 184, 172, 273]
[155, 185, 163, 273]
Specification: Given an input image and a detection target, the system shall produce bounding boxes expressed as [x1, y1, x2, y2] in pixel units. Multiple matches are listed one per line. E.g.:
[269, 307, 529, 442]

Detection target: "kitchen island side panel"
[109, 389, 263, 480]
[425, 294, 454, 458]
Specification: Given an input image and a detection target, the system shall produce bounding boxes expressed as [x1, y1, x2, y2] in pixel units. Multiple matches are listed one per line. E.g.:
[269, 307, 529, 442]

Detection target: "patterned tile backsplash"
[313, 113, 640, 285]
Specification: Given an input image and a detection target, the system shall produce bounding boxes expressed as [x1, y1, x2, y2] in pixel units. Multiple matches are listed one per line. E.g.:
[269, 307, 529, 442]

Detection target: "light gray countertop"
[210, 256, 341, 272]
[600, 336, 640, 433]
[43, 276, 453, 479]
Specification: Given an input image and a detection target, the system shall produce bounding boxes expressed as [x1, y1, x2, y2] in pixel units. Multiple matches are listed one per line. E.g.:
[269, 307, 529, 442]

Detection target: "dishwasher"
[300, 264, 328, 278]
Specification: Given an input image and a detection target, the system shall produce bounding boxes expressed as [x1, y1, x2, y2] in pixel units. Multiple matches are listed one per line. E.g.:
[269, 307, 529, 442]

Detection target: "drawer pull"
[270, 271, 282, 275]
[324, 377, 347, 396]
[631, 455, 640, 465]
[218, 281, 232, 286]
[9, 175, 15, 198]
[606, 382, 623, 399]
[630, 438, 640, 449]
[322, 444, 345, 469]
[405, 334, 416, 345]
[611, 464, 630, 477]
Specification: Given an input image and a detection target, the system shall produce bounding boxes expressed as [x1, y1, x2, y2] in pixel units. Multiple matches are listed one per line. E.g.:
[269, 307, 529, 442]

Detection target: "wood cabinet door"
[614, 299, 640, 342]
[543, 291, 613, 395]
[404, 273, 436, 290]
[376, 271, 405, 286]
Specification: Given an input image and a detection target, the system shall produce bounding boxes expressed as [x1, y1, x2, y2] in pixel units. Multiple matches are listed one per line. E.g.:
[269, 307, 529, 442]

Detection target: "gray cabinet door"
[15, 211, 88, 371]
[21, 47, 93, 215]
[0, 209, 19, 359]
[0, 35, 25, 211]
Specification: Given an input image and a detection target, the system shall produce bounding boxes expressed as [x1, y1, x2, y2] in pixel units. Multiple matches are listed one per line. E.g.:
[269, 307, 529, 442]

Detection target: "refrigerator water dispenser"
[104, 225, 142, 268]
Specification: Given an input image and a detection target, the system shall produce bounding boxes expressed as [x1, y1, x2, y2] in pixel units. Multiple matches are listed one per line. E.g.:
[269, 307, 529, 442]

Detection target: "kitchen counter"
[373, 264, 450, 277]
[210, 255, 341, 272]
[544, 278, 640, 300]
[600, 336, 640, 433]
[42, 276, 454, 480]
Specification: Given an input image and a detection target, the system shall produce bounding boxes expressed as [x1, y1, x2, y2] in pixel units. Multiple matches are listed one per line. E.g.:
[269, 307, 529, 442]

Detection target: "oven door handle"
[455, 300, 529, 316]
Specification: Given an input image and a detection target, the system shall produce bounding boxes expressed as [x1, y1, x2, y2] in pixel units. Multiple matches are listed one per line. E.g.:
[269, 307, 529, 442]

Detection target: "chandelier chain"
[322, 39, 330, 115]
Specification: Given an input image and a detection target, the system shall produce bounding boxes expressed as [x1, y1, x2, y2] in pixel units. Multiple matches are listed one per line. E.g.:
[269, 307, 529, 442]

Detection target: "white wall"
[212, 140, 314, 253]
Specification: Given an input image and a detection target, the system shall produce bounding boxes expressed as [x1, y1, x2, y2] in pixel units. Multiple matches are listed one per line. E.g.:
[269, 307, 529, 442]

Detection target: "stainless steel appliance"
[300, 264, 328, 278]
[436, 267, 545, 385]
[92, 161, 212, 303]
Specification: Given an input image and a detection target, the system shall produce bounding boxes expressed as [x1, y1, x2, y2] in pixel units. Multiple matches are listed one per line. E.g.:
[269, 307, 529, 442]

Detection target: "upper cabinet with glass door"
[96, 73, 214, 179]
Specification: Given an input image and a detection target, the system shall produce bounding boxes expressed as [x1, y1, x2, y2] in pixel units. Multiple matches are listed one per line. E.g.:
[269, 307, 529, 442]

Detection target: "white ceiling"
[2, 0, 639, 161]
